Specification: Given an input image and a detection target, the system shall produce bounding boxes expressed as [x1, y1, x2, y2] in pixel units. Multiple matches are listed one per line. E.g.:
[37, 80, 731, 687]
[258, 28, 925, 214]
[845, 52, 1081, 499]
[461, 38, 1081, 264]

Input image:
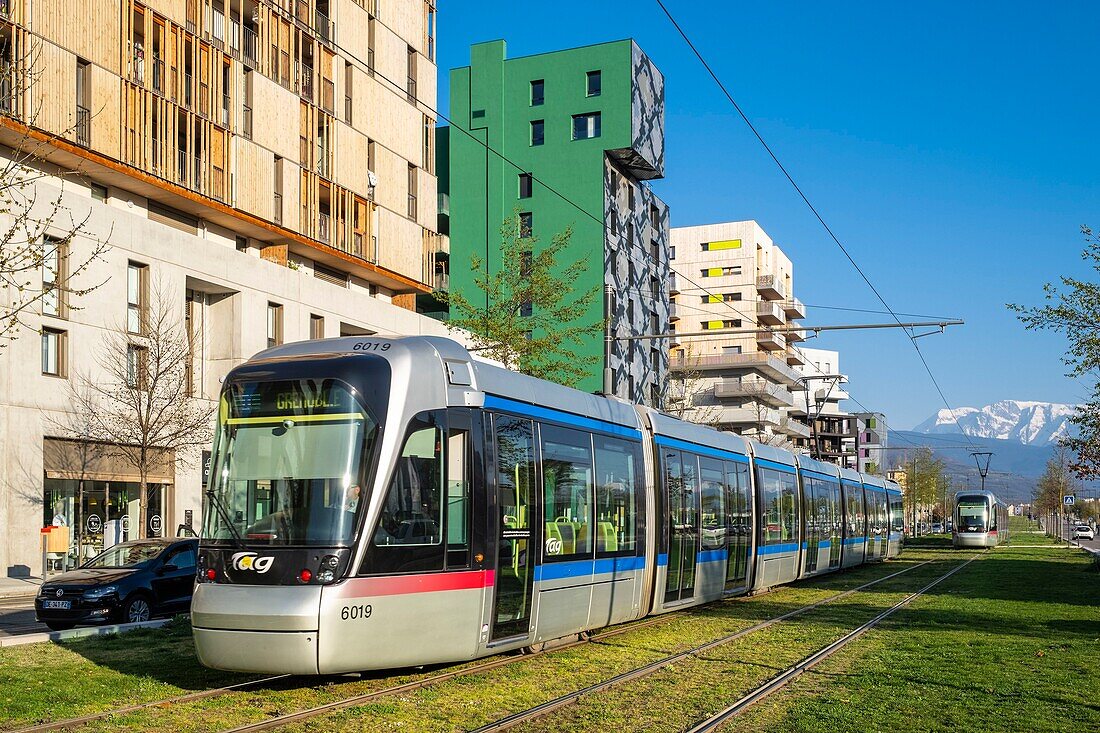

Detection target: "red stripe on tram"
[331, 569, 495, 599]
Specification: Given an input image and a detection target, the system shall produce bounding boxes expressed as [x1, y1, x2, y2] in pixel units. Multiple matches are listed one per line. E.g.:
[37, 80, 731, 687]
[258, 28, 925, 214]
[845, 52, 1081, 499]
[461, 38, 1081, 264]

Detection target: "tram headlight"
[317, 569, 336, 583]
[320, 555, 339, 571]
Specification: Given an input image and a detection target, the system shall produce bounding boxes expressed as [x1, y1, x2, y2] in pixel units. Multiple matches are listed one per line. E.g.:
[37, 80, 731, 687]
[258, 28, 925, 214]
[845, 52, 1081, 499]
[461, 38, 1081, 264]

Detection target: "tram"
[192, 336, 904, 674]
[952, 491, 1010, 548]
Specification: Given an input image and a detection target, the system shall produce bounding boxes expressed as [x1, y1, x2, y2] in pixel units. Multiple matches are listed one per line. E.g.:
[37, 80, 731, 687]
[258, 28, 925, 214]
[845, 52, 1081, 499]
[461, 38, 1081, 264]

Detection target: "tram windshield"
[956, 499, 988, 533]
[202, 379, 378, 546]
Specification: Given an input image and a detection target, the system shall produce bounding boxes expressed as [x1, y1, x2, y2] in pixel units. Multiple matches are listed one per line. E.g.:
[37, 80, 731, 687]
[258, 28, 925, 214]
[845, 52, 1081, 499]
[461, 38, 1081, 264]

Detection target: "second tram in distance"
[193, 336, 904, 674]
[953, 490, 1010, 548]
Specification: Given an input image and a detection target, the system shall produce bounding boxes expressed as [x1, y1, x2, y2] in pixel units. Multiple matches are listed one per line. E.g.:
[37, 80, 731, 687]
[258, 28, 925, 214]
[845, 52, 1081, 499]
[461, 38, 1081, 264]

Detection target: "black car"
[35, 538, 198, 631]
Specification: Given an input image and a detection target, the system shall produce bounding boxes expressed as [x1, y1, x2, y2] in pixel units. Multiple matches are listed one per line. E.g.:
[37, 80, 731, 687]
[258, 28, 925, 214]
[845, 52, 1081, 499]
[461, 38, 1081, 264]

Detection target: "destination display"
[228, 379, 361, 420]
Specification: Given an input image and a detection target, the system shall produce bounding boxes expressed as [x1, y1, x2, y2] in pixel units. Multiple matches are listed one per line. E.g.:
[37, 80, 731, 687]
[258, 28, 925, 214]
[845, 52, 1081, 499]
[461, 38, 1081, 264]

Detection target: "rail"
[74, 105, 89, 147]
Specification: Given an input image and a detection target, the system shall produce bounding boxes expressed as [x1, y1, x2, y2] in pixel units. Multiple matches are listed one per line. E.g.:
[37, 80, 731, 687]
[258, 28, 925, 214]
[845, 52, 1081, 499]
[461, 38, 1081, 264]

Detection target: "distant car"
[931, 523, 944, 533]
[35, 538, 197, 631]
[1072, 525, 1095, 541]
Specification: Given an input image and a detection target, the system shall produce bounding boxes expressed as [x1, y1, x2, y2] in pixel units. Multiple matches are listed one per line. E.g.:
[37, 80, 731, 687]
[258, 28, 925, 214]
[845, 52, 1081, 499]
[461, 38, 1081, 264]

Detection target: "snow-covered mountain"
[912, 400, 1077, 446]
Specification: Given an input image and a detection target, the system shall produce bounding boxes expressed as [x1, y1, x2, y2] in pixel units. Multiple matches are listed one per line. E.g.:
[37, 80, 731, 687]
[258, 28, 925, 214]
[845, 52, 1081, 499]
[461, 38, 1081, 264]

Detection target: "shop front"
[42, 439, 174, 565]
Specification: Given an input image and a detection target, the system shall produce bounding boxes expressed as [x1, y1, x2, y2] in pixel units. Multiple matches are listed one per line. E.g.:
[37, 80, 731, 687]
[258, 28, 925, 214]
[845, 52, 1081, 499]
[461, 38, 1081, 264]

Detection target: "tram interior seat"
[596, 521, 618, 553]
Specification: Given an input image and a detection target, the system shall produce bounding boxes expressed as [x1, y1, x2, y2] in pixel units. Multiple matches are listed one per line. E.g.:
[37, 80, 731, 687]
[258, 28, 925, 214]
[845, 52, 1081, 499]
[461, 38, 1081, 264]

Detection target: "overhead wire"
[653, 0, 977, 449]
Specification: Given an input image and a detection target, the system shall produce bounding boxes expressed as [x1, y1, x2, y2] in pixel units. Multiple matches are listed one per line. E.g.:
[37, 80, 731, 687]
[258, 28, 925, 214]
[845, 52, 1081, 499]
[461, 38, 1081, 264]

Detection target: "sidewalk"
[0, 576, 43, 600]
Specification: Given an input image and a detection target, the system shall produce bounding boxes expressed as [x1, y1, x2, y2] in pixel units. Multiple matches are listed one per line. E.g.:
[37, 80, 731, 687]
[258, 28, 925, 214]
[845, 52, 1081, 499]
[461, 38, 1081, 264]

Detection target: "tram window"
[699, 457, 725, 550]
[542, 425, 594, 560]
[759, 468, 796, 544]
[375, 415, 443, 549]
[593, 436, 640, 555]
[446, 427, 470, 568]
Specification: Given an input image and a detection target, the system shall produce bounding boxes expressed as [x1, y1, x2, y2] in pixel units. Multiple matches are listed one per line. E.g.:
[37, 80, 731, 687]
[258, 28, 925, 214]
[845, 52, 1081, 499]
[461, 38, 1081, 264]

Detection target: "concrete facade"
[668, 220, 809, 444]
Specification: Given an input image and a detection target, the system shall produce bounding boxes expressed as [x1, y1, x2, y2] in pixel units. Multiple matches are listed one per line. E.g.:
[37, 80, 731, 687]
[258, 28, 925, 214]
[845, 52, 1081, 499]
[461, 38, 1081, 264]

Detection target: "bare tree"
[0, 36, 110, 345]
[666, 345, 722, 426]
[67, 281, 213, 538]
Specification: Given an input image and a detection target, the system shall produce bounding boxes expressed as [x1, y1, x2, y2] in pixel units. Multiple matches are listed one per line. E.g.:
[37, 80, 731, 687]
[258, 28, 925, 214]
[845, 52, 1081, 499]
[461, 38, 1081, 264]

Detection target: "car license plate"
[42, 600, 71, 610]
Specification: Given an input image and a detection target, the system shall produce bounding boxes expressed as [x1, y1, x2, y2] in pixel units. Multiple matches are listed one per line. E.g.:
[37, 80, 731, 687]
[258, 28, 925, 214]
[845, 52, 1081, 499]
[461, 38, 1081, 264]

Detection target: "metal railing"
[75, 105, 90, 146]
[315, 9, 334, 42]
[367, 48, 374, 76]
[297, 63, 313, 101]
[345, 95, 352, 123]
[316, 146, 330, 178]
[0, 66, 19, 118]
[242, 104, 252, 139]
[318, 212, 331, 243]
[242, 26, 258, 66]
[182, 72, 193, 109]
[273, 192, 283, 225]
[406, 75, 416, 103]
[671, 351, 803, 385]
[221, 95, 230, 128]
[131, 54, 145, 84]
[434, 272, 449, 291]
[151, 58, 165, 94]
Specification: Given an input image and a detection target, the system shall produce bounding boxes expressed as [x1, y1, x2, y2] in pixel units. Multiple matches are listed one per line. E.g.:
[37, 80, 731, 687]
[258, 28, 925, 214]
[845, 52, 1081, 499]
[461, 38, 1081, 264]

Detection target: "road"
[0, 597, 47, 637]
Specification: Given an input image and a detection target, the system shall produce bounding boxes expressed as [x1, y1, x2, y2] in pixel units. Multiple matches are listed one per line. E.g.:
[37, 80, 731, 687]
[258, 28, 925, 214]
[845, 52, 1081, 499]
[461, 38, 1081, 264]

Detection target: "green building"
[439, 39, 670, 405]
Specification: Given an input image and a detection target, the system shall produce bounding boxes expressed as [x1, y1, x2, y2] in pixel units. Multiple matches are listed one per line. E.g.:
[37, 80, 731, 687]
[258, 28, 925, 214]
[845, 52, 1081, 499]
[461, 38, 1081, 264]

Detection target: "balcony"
[670, 351, 803, 386]
[669, 273, 679, 295]
[75, 105, 89, 147]
[722, 407, 782, 428]
[315, 9, 334, 43]
[242, 27, 258, 67]
[669, 302, 680, 322]
[298, 64, 314, 102]
[756, 329, 786, 351]
[782, 297, 805, 319]
[433, 272, 449, 291]
[756, 274, 785, 301]
[785, 327, 807, 342]
[318, 212, 331, 243]
[780, 416, 812, 439]
[756, 300, 784, 326]
[151, 58, 165, 95]
[713, 379, 794, 408]
[785, 349, 805, 367]
[438, 192, 450, 216]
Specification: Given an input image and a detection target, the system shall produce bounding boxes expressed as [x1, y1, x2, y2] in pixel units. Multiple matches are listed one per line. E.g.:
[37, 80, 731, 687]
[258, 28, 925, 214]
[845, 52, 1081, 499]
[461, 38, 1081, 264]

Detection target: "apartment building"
[791, 347, 857, 467]
[441, 39, 670, 405]
[668, 220, 809, 444]
[0, 0, 452, 578]
[855, 411, 888, 474]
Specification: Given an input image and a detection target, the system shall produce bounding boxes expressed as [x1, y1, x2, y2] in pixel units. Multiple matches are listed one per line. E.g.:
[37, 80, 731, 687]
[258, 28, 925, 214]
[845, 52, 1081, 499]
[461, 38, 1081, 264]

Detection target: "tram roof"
[749, 442, 797, 467]
[795, 454, 841, 478]
[645, 408, 750, 457]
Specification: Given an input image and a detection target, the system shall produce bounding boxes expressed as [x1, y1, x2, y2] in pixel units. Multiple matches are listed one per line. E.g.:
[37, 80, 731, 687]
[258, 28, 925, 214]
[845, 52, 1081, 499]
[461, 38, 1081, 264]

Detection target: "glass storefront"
[43, 479, 166, 562]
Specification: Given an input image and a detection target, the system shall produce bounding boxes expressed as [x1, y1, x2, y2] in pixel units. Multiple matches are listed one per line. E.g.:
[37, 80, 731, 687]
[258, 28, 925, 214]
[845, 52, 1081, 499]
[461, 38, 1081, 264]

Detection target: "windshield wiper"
[205, 488, 246, 549]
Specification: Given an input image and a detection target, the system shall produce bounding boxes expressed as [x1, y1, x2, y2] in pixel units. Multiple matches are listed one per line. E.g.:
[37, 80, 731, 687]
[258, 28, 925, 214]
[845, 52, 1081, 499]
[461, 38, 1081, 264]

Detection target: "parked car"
[931, 523, 944, 533]
[35, 538, 197, 631]
[1072, 525, 1095, 541]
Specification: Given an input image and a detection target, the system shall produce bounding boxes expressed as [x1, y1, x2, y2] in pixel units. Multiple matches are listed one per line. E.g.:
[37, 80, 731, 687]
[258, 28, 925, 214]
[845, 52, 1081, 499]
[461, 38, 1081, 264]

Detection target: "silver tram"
[952, 491, 1010, 548]
[192, 336, 906, 674]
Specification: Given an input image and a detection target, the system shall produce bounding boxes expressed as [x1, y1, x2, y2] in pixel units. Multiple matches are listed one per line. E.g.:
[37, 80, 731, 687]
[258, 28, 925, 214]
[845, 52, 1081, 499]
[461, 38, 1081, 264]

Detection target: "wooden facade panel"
[33, 0, 122, 73]
[89, 68, 122, 159]
[334, 121, 369, 196]
[416, 164, 435, 230]
[282, 161, 301, 231]
[232, 136, 274, 219]
[375, 207, 420, 279]
[251, 72, 298, 160]
[28, 40, 75, 138]
[149, 0, 189, 28]
[373, 20, 407, 96]
[361, 75, 418, 167]
[386, 0, 426, 58]
[332, 0, 369, 66]
[371, 141, 405, 215]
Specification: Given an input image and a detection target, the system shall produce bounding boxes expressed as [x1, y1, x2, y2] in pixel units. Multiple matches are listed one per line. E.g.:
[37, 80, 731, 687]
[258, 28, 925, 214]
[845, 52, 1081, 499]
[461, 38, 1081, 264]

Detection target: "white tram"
[952, 491, 1010, 548]
[192, 337, 905, 674]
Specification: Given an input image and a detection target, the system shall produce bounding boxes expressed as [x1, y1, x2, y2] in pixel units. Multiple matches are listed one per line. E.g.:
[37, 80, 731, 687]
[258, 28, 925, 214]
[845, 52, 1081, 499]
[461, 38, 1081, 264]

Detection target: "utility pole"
[971, 451, 993, 493]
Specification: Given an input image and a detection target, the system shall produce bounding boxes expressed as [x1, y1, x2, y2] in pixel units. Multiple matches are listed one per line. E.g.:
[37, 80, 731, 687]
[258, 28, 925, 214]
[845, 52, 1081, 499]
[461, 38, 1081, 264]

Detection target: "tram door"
[802, 477, 819, 574]
[828, 482, 843, 568]
[489, 415, 536, 641]
[663, 450, 698, 604]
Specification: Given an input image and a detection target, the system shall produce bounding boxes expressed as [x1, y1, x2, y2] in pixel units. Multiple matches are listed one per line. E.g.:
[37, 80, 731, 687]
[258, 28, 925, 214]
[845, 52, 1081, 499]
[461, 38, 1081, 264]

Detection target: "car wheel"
[121, 595, 153, 624]
[46, 621, 75, 631]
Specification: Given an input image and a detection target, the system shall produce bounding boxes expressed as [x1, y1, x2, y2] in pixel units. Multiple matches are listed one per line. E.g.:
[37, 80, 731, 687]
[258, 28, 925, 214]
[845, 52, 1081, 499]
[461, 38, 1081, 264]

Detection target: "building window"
[518, 212, 533, 238]
[127, 261, 147, 334]
[406, 45, 417, 102]
[407, 164, 418, 219]
[724, 292, 742, 302]
[670, 245, 676, 260]
[586, 70, 601, 97]
[267, 302, 283, 347]
[90, 183, 108, 202]
[367, 139, 376, 172]
[700, 320, 741, 330]
[235, 235, 248, 252]
[530, 119, 544, 146]
[367, 17, 376, 75]
[41, 328, 65, 376]
[518, 173, 533, 199]
[530, 79, 544, 106]
[75, 59, 90, 146]
[310, 313, 325, 339]
[126, 343, 147, 389]
[42, 236, 65, 317]
[572, 112, 601, 140]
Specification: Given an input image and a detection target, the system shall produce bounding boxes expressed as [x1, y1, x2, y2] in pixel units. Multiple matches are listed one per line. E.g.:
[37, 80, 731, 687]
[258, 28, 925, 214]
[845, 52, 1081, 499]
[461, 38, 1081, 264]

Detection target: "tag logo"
[231, 551, 275, 574]
[545, 537, 562, 555]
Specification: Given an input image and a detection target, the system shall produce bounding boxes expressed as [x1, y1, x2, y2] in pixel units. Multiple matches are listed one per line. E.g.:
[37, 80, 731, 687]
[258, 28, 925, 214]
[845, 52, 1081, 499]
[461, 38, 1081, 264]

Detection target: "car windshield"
[202, 378, 378, 546]
[84, 543, 164, 568]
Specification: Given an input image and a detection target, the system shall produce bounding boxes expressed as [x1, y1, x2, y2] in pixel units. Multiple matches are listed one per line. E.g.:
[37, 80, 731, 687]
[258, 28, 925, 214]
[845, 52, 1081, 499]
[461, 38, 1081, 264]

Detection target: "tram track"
[470, 554, 980, 733]
[206, 558, 938, 733]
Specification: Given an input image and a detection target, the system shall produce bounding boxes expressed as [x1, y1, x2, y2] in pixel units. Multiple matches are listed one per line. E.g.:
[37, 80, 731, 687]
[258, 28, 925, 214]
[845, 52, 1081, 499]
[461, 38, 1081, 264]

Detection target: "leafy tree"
[66, 281, 214, 538]
[439, 213, 601, 387]
[1034, 445, 1079, 516]
[900, 447, 944, 533]
[1009, 226, 1100, 477]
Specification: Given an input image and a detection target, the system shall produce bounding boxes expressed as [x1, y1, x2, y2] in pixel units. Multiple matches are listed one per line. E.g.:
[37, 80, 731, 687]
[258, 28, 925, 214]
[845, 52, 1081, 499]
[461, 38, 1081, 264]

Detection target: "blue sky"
[437, 1, 1099, 430]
